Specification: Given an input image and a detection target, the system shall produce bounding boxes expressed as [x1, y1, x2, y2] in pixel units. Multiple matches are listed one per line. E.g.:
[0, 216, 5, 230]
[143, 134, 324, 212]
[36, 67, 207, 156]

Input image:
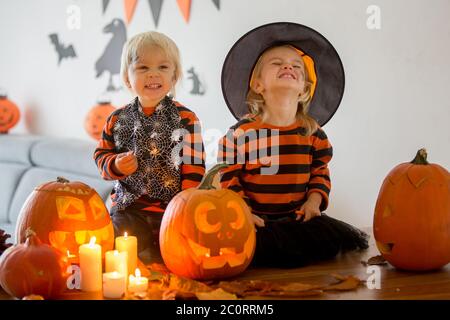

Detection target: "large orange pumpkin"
[15, 177, 114, 263]
[373, 149, 450, 271]
[0, 95, 20, 134]
[0, 229, 70, 299]
[84, 101, 116, 140]
[160, 163, 256, 280]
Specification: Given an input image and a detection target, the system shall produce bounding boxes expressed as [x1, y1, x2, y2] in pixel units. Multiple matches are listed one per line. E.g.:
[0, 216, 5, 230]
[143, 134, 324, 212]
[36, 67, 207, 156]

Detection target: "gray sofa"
[0, 134, 113, 241]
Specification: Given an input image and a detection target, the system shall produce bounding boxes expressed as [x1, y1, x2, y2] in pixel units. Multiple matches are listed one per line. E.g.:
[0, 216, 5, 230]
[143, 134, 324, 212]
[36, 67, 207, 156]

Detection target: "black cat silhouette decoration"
[49, 33, 77, 66]
[187, 67, 205, 95]
[95, 18, 127, 92]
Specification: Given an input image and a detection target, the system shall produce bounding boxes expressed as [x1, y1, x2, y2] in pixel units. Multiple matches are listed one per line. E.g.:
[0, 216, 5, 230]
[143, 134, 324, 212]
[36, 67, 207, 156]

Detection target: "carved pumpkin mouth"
[48, 223, 113, 248]
[185, 232, 255, 270]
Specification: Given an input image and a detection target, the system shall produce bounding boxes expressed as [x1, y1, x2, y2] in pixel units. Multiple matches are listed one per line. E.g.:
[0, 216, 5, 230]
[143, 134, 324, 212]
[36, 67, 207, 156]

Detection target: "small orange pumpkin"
[84, 101, 115, 140]
[160, 163, 256, 280]
[0, 95, 20, 134]
[373, 148, 450, 271]
[15, 177, 114, 263]
[0, 229, 70, 299]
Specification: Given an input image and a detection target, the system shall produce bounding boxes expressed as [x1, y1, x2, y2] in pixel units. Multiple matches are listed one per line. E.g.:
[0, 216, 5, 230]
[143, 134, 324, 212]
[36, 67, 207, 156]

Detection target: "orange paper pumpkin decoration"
[15, 177, 114, 263]
[0, 95, 20, 134]
[160, 164, 256, 280]
[0, 229, 70, 299]
[84, 101, 115, 140]
[374, 149, 450, 271]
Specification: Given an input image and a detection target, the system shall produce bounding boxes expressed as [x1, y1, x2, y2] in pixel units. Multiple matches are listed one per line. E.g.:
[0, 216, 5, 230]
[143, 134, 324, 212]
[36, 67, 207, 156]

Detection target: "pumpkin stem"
[198, 163, 229, 190]
[24, 228, 41, 246]
[25, 228, 36, 239]
[56, 177, 70, 183]
[411, 148, 429, 165]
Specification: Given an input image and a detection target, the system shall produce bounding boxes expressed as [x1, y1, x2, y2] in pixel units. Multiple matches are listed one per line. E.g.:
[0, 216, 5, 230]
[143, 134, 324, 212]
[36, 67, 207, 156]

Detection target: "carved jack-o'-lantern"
[0, 95, 20, 134]
[374, 149, 450, 271]
[160, 164, 256, 280]
[84, 101, 115, 140]
[15, 177, 114, 262]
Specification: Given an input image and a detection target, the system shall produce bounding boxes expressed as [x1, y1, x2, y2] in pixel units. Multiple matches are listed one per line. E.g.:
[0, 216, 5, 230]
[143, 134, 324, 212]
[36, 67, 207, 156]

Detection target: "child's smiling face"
[252, 46, 306, 97]
[127, 45, 176, 108]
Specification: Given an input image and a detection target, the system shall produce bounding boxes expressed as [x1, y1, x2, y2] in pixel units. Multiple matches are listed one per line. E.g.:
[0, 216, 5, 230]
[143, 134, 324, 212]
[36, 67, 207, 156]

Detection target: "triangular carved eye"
[56, 196, 86, 221]
[194, 201, 221, 234]
[227, 201, 245, 230]
[89, 194, 107, 220]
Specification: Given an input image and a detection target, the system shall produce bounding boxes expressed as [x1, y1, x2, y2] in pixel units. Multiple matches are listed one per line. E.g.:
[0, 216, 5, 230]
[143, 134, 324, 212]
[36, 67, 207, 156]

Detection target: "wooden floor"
[1, 229, 449, 300]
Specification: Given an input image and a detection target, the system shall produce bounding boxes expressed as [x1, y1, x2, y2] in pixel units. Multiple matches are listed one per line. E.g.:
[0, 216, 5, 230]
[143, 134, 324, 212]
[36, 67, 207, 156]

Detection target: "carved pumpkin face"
[15, 177, 114, 262]
[160, 164, 256, 280]
[374, 149, 450, 271]
[0, 96, 20, 133]
[84, 102, 115, 140]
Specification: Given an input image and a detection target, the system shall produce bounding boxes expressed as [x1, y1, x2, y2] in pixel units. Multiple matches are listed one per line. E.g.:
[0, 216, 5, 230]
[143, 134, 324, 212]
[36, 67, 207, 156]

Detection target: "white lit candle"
[115, 232, 137, 275]
[128, 268, 148, 294]
[79, 236, 102, 292]
[103, 271, 126, 299]
[105, 250, 128, 275]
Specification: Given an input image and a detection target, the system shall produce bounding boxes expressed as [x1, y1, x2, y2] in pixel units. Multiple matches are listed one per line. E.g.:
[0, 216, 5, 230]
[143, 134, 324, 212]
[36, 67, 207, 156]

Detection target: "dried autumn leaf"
[217, 280, 325, 298]
[217, 280, 275, 296]
[364, 255, 387, 266]
[276, 282, 323, 292]
[196, 288, 238, 300]
[324, 274, 361, 291]
[243, 290, 323, 298]
[166, 274, 213, 293]
[162, 290, 177, 300]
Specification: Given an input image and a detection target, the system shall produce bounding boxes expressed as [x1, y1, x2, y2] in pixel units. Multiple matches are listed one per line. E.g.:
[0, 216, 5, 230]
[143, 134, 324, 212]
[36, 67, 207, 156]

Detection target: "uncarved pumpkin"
[0, 95, 20, 134]
[15, 177, 114, 263]
[0, 229, 70, 299]
[373, 149, 450, 271]
[160, 163, 256, 280]
[84, 101, 115, 140]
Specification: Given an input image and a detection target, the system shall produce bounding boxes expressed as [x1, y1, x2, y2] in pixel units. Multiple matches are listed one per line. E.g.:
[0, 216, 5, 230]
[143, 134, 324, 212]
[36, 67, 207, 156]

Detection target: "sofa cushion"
[8, 167, 113, 228]
[30, 138, 101, 178]
[0, 135, 42, 165]
[0, 163, 29, 224]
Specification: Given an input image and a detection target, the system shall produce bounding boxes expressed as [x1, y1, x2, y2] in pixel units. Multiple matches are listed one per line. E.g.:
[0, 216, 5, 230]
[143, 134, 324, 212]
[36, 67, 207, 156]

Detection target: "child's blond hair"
[246, 45, 318, 136]
[120, 31, 182, 96]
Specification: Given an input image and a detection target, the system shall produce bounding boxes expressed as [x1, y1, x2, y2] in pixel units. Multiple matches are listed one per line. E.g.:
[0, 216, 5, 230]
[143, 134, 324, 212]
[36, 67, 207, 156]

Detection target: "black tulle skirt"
[251, 213, 369, 268]
[111, 207, 369, 268]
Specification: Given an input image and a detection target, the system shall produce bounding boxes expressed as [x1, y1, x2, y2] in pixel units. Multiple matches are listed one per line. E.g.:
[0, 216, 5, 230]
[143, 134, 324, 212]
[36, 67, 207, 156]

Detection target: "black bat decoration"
[49, 33, 77, 65]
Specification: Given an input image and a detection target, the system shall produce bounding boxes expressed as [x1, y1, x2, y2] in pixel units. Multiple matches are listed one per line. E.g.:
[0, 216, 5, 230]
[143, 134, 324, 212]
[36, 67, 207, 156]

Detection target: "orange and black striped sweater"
[218, 116, 332, 216]
[94, 99, 205, 214]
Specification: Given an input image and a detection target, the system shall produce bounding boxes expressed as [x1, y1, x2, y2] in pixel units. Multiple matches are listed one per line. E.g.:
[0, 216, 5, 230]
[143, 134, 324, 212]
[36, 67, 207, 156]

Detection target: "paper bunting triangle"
[102, 0, 111, 14]
[176, 0, 191, 23]
[124, 0, 138, 25]
[148, 0, 164, 27]
[212, 0, 220, 10]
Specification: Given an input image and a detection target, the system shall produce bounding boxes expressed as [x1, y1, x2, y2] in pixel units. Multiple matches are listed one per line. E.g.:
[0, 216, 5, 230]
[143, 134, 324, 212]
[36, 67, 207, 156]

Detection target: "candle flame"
[67, 250, 70, 257]
[124, 232, 128, 238]
[113, 250, 118, 256]
[135, 268, 141, 278]
[89, 236, 96, 246]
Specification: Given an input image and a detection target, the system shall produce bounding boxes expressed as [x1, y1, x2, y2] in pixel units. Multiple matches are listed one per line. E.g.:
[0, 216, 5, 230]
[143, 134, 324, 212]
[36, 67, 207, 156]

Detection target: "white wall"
[1, 0, 449, 227]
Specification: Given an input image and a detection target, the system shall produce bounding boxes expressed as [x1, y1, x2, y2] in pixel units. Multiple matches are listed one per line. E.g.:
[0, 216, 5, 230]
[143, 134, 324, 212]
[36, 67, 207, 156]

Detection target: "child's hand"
[295, 193, 322, 222]
[113, 151, 138, 176]
[252, 214, 265, 228]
